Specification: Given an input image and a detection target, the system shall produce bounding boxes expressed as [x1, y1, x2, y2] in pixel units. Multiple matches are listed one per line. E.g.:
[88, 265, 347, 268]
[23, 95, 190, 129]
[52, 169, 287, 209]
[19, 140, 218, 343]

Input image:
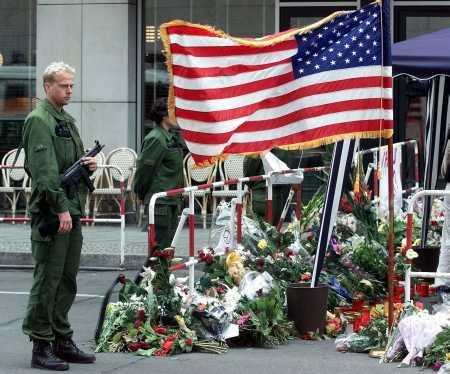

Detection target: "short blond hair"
[43, 61, 75, 84]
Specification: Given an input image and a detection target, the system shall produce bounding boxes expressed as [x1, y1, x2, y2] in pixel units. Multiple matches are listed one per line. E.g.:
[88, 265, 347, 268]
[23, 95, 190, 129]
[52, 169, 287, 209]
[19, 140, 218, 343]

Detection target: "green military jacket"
[23, 99, 87, 218]
[133, 126, 183, 205]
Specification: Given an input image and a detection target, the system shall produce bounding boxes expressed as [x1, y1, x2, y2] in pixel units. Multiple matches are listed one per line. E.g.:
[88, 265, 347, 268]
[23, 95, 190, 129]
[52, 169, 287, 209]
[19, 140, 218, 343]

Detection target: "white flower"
[406, 248, 419, 260]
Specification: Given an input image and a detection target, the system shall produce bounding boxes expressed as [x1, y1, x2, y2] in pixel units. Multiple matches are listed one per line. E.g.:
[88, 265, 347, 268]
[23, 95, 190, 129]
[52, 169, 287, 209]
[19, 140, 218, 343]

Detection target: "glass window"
[0, 0, 36, 159]
[143, 0, 275, 137]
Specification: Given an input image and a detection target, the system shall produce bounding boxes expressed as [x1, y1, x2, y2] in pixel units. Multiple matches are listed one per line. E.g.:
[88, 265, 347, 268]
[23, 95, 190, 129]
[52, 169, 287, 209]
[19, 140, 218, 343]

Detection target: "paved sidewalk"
[0, 269, 423, 374]
[0, 221, 219, 269]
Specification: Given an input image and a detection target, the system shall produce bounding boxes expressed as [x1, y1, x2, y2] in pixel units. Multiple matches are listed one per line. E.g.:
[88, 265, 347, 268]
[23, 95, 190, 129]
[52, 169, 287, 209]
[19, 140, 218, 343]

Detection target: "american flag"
[160, 1, 393, 165]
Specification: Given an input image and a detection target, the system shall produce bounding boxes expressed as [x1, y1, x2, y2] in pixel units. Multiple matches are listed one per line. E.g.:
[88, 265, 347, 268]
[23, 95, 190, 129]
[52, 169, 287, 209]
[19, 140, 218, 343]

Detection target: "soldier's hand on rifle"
[58, 211, 72, 233]
[82, 156, 97, 172]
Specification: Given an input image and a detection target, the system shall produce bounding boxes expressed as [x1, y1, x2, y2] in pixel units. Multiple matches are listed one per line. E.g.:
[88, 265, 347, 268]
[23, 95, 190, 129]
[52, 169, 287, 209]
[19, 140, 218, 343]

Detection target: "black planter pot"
[286, 283, 328, 335]
[412, 246, 441, 273]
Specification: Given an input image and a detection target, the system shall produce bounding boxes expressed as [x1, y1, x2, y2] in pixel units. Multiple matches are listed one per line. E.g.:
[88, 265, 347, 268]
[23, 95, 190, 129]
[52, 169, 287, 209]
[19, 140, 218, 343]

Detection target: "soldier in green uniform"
[133, 97, 184, 250]
[22, 62, 97, 371]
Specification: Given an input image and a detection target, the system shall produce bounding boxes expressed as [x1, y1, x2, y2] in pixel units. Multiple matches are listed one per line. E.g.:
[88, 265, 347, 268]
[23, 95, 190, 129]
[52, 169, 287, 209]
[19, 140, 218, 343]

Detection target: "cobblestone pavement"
[0, 221, 218, 269]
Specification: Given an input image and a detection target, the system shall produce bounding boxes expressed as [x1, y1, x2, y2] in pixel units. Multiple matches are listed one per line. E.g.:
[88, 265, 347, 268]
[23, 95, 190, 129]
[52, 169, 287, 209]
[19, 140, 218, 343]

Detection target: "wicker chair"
[91, 147, 137, 220]
[0, 148, 27, 218]
[183, 153, 217, 228]
[212, 154, 249, 217]
[84, 151, 106, 218]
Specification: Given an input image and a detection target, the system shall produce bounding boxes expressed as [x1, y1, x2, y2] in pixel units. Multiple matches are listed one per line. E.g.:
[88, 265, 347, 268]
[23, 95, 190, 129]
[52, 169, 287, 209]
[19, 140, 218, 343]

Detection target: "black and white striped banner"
[421, 76, 450, 245]
[311, 138, 357, 287]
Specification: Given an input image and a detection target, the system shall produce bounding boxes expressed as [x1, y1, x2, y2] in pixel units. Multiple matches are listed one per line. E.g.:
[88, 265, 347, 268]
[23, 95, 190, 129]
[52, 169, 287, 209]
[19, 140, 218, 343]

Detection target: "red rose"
[154, 326, 167, 335]
[162, 339, 174, 353]
[185, 338, 193, 346]
[140, 342, 150, 350]
[118, 274, 126, 284]
[136, 309, 146, 321]
[128, 342, 140, 352]
[134, 320, 142, 329]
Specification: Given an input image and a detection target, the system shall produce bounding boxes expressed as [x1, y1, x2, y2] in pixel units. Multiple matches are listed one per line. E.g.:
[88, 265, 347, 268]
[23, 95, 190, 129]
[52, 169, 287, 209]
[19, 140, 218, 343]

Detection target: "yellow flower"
[446, 352, 450, 362]
[226, 251, 242, 268]
[413, 238, 421, 246]
[257, 239, 268, 250]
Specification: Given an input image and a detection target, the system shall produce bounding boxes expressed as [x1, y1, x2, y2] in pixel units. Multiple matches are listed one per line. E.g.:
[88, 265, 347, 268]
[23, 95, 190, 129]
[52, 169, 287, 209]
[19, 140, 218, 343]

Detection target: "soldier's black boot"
[53, 338, 96, 364]
[31, 340, 69, 371]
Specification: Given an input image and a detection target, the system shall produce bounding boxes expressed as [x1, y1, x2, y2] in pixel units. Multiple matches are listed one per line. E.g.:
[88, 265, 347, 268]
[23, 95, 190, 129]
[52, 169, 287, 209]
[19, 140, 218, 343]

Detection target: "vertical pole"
[266, 175, 273, 224]
[188, 191, 195, 293]
[404, 265, 411, 303]
[373, 151, 379, 198]
[387, 137, 395, 328]
[406, 212, 413, 255]
[236, 181, 243, 244]
[119, 180, 126, 266]
[294, 184, 302, 221]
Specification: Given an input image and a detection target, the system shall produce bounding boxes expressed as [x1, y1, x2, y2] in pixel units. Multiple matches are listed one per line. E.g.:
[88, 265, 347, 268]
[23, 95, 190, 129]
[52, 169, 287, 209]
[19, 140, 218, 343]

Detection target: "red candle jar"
[352, 299, 365, 311]
[415, 282, 429, 297]
[361, 307, 371, 327]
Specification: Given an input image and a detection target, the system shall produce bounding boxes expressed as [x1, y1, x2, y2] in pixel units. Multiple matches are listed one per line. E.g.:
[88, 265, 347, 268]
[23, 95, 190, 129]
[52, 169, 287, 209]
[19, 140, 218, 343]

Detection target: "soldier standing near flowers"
[22, 62, 97, 371]
[133, 97, 184, 250]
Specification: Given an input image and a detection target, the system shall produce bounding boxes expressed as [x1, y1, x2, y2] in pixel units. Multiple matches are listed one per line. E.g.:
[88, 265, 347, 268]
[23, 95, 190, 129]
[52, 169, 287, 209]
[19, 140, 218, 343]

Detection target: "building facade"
[1, 0, 450, 158]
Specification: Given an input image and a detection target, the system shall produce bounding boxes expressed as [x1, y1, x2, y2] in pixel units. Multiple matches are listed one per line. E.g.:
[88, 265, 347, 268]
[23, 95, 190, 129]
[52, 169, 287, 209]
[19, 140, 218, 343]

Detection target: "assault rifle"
[60, 140, 105, 199]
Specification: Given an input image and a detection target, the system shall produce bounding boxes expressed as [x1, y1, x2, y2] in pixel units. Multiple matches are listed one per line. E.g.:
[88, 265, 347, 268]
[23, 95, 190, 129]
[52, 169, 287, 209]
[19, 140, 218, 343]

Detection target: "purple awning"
[393, 28, 450, 78]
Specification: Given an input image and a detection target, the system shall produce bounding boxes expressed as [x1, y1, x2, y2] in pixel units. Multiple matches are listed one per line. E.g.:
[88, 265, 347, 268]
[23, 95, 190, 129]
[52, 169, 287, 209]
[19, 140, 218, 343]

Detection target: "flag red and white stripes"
[160, 6, 393, 166]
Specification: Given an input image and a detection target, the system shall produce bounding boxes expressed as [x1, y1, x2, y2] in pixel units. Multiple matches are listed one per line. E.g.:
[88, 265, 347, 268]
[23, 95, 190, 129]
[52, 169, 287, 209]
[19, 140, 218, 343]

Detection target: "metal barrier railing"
[148, 168, 305, 293]
[404, 189, 450, 302]
[0, 164, 127, 266]
[357, 139, 419, 198]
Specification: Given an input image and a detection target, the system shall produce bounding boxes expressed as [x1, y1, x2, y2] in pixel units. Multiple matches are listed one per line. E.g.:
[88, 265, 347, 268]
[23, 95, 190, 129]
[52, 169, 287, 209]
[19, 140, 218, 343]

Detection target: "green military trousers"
[22, 220, 82, 342]
[155, 203, 180, 250]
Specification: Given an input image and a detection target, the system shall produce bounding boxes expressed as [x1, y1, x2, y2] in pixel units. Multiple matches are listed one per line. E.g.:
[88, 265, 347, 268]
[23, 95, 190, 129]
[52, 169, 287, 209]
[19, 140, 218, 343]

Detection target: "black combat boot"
[53, 338, 96, 364]
[31, 340, 69, 371]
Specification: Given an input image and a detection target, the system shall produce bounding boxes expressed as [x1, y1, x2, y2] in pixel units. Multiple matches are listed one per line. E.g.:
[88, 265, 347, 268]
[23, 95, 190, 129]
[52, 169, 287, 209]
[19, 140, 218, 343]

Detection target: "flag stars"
[321, 56, 328, 61]
[351, 36, 357, 41]
[352, 50, 357, 56]
[366, 49, 371, 54]
[358, 42, 364, 47]
[299, 68, 304, 74]
[345, 43, 350, 49]
[328, 39, 334, 44]
[365, 34, 371, 39]
[337, 52, 343, 57]
[314, 64, 320, 70]
[359, 28, 364, 33]
[336, 40, 341, 44]
[313, 53, 318, 57]
[330, 60, 336, 65]
[373, 13, 378, 18]
[359, 57, 364, 62]
[306, 60, 311, 65]
[366, 21, 371, 25]
[305, 50, 311, 55]
[373, 41, 378, 46]
[372, 56, 377, 60]
[302, 36, 308, 42]
[373, 26, 377, 32]
[318, 33, 323, 38]
[297, 57, 303, 62]
[345, 58, 351, 64]
[328, 47, 334, 52]
[336, 32, 342, 37]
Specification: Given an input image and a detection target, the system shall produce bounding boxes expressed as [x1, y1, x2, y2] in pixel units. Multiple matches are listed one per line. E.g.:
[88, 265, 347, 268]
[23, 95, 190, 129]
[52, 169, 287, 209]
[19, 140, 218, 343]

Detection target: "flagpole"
[387, 136, 395, 328]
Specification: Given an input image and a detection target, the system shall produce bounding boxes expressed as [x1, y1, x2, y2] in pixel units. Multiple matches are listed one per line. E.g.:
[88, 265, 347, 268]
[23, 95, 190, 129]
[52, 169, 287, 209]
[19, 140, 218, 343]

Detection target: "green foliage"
[237, 286, 295, 347]
[351, 240, 387, 280]
[424, 327, 450, 368]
